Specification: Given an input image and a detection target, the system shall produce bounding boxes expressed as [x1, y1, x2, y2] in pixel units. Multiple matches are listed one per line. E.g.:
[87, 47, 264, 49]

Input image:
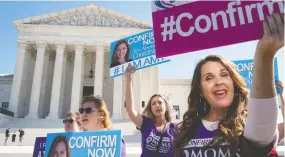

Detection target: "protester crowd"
[57, 13, 285, 157]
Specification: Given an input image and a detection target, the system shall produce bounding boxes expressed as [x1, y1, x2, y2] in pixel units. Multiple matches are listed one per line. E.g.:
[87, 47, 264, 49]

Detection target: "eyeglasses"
[63, 119, 74, 124]
[79, 107, 98, 114]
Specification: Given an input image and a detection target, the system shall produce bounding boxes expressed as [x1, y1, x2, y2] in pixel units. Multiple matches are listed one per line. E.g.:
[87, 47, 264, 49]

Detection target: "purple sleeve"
[140, 115, 152, 132]
[121, 138, 126, 157]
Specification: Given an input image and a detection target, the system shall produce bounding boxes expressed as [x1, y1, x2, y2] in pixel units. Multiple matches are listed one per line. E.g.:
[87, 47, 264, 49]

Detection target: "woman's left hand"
[256, 13, 284, 58]
[276, 81, 284, 95]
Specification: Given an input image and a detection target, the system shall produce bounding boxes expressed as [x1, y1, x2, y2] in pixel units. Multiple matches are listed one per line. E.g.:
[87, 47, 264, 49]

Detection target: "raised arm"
[244, 13, 284, 147]
[251, 13, 284, 99]
[125, 66, 143, 128]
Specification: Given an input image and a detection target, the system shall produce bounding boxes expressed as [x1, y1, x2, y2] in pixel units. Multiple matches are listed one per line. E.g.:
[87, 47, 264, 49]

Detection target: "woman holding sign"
[173, 13, 284, 157]
[110, 39, 133, 68]
[124, 66, 176, 157]
[79, 96, 126, 157]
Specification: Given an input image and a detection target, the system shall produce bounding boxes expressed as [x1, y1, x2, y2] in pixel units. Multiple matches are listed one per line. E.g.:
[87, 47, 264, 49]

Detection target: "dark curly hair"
[174, 55, 248, 156]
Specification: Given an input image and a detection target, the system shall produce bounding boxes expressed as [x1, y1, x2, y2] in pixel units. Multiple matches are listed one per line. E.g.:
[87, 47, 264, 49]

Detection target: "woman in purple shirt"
[174, 13, 283, 157]
[125, 66, 176, 157]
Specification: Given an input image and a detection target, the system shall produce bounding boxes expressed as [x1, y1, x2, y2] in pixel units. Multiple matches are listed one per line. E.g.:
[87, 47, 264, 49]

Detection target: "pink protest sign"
[152, 0, 284, 58]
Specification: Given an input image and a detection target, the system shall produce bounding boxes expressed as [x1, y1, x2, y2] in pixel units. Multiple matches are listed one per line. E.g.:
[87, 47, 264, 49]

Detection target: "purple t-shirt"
[140, 116, 176, 157]
[180, 120, 279, 157]
[181, 121, 242, 157]
[181, 121, 241, 157]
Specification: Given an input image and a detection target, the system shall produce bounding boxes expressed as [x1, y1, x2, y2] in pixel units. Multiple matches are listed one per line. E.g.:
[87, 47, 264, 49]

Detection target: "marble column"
[70, 42, 84, 112]
[112, 76, 122, 119]
[94, 44, 105, 96]
[38, 50, 50, 118]
[58, 51, 68, 118]
[47, 43, 66, 118]
[26, 41, 47, 119]
[20, 47, 33, 118]
[63, 53, 74, 117]
[9, 40, 27, 117]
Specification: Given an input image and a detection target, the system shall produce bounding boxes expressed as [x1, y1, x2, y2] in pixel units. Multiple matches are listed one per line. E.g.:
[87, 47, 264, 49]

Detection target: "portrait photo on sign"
[110, 39, 133, 68]
[47, 135, 70, 157]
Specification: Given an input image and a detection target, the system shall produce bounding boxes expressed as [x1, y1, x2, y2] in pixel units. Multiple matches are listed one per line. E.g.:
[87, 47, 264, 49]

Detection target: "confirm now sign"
[151, 0, 284, 58]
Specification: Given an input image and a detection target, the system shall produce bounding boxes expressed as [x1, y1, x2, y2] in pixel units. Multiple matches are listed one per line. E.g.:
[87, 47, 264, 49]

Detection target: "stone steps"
[0, 118, 141, 146]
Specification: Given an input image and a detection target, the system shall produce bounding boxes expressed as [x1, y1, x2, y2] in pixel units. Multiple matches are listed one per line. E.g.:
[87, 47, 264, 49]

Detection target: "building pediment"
[13, 4, 152, 29]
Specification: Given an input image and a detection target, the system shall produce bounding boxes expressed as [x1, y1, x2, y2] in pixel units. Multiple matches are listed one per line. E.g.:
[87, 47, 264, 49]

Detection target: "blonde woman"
[125, 66, 176, 157]
[79, 96, 126, 157]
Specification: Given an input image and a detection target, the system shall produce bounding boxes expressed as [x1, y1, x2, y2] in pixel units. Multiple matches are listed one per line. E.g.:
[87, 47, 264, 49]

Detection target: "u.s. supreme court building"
[0, 4, 190, 121]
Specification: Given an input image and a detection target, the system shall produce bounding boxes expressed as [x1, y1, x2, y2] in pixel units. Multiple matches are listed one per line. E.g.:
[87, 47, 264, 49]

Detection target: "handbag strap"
[155, 123, 168, 155]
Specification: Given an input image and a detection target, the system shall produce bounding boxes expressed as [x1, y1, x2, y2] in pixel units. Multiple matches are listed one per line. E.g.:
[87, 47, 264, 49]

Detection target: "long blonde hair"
[80, 96, 112, 129]
[142, 94, 172, 122]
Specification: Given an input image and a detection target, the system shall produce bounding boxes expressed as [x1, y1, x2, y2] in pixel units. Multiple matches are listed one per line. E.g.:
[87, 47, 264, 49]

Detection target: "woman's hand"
[124, 65, 136, 82]
[256, 13, 284, 58]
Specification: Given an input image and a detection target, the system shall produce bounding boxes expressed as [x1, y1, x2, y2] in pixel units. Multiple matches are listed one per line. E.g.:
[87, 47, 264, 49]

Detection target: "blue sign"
[109, 29, 170, 78]
[233, 58, 280, 94]
[44, 130, 121, 157]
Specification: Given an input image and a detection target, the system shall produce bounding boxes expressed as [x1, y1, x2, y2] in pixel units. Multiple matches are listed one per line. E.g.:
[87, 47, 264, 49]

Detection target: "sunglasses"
[63, 119, 74, 124]
[79, 107, 98, 114]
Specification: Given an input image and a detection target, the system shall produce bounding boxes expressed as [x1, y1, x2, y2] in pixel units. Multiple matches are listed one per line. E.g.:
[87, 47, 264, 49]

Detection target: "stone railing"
[0, 108, 14, 117]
